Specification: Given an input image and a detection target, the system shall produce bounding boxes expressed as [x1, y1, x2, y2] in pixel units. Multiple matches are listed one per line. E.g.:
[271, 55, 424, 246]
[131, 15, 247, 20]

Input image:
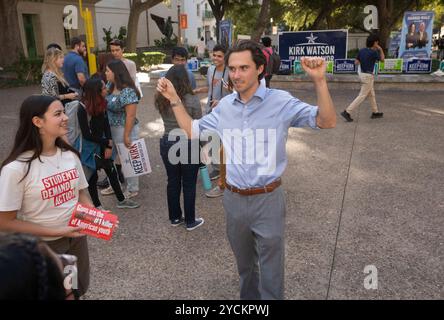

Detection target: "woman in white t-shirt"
[0, 95, 92, 297]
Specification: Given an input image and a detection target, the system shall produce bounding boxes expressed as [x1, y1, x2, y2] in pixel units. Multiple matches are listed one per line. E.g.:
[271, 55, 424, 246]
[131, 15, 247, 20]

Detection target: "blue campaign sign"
[219, 20, 233, 49]
[187, 59, 199, 71]
[334, 59, 357, 73]
[278, 60, 292, 74]
[278, 30, 348, 63]
[405, 58, 432, 73]
[399, 11, 435, 60]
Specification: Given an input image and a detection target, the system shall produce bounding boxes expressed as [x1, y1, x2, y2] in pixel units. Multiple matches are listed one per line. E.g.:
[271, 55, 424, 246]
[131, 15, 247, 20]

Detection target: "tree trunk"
[310, 6, 331, 30]
[377, 0, 392, 50]
[127, 7, 142, 52]
[376, 0, 417, 50]
[126, 0, 163, 52]
[208, 0, 228, 44]
[0, 0, 23, 66]
[251, 0, 271, 42]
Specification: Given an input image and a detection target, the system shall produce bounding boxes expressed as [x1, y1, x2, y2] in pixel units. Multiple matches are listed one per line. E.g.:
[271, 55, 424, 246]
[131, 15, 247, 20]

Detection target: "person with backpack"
[261, 37, 280, 88]
[0, 95, 92, 297]
[77, 78, 139, 210]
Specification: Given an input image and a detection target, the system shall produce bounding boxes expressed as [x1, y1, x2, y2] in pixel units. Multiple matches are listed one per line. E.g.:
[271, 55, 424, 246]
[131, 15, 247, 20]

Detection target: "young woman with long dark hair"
[0, 95, 91, 297]
[101, 60, 141, 199]
[78, 77, 139, 210]
[155, 65, 204, 231]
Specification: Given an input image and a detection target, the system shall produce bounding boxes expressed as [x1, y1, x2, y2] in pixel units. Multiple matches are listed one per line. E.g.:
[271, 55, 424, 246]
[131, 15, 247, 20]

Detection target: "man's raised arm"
[157, 77, 193, 137]
[300, 57, 336, 129]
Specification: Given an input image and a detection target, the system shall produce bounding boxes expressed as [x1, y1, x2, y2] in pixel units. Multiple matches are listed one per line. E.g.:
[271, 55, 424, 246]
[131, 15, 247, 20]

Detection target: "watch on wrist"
[170, 99, 182, 107]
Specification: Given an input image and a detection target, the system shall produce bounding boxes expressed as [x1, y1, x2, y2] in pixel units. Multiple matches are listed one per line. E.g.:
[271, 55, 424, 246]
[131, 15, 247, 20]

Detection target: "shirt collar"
[231, 82, 267, 104]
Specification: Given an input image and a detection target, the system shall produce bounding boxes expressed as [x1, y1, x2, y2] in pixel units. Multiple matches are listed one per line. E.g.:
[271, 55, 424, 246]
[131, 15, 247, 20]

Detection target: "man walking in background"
[341, 34, 384, 122]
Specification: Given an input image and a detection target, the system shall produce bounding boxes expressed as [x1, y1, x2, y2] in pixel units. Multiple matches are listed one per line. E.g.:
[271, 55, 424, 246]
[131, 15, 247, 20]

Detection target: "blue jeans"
[159, 135, 200, 225]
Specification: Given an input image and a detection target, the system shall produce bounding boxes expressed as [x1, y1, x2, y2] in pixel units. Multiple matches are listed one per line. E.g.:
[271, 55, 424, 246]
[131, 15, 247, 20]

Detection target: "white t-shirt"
[0, 148, 88, 241]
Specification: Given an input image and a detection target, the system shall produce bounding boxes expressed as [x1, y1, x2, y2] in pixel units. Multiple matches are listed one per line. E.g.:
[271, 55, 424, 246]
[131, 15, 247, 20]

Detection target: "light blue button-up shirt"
[192, 84, 319, 189]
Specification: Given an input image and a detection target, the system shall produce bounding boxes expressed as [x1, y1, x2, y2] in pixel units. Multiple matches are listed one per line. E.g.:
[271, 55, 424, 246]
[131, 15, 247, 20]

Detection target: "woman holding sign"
[78, 77, 140, 210]
[0, 95, 92, 297]
[102, 60, 141, 199]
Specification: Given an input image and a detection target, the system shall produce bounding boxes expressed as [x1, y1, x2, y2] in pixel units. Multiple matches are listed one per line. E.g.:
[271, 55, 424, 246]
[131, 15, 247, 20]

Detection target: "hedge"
[123, 52, 166, 70]
[12, 55, 43, 83]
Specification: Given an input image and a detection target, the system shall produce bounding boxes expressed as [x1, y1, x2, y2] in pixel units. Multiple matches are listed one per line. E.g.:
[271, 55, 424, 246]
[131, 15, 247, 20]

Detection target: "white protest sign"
[116, 138, 152, 178]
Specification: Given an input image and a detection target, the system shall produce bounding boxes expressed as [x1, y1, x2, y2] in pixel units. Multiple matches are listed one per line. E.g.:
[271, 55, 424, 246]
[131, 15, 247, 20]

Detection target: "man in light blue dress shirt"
[157, 40, 336, 299]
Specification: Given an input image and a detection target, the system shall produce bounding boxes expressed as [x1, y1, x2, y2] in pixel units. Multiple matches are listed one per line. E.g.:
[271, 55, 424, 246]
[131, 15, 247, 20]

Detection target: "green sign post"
[440, 61, 444, 71]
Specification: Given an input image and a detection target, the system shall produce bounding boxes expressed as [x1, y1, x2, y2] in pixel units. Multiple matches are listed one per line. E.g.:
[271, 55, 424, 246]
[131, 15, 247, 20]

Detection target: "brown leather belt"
[225, 178, 282, 196]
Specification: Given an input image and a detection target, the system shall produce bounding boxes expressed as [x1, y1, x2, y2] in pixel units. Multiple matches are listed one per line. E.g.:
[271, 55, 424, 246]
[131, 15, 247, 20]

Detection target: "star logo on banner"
[306, 33, 318, 44]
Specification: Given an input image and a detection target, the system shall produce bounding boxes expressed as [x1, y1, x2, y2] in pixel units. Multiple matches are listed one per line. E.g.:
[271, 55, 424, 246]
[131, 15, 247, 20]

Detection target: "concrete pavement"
[0, 82, 442, 299]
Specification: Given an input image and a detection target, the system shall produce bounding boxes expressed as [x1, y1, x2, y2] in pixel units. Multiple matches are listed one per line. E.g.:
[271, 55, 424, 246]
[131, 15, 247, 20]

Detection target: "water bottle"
[199, 165, 212, 191]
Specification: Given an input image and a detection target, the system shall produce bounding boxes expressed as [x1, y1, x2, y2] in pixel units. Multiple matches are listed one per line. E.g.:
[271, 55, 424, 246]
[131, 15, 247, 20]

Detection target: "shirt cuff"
[310, 106, 320, 129]
[191, 119, 201, 139]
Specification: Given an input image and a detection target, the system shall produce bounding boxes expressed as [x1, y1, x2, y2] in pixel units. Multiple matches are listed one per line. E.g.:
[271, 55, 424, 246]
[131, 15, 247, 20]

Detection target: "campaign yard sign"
[378, 59, 403, 73]
[116, 138, 152, 178]
[187, 58, 199, 71]
[279, 30, 348, 63]
[278, 60, 292, 74]
[334, 59, 357, 73]
[405, 58, 432, 73]
[69, 203, 118, 241]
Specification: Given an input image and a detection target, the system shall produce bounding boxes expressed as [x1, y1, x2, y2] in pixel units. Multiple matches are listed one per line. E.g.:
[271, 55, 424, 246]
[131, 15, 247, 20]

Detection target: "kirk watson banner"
[278, 30, 348, 62]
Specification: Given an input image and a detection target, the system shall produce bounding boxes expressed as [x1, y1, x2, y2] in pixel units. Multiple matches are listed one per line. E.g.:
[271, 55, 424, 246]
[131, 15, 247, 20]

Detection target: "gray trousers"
[45, 236, 90, 297]
[223, 186, 286, 300]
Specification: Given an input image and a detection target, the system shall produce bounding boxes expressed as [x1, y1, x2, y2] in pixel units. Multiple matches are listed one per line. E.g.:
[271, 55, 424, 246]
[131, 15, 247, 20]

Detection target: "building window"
[197, 27, 202, 39]
[197, 4, 200, 16]
[63, 17, 71, 48]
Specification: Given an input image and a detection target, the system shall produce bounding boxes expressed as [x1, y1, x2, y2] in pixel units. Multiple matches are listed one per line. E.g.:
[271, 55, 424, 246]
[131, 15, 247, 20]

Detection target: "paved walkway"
[0, 83, 442, 299]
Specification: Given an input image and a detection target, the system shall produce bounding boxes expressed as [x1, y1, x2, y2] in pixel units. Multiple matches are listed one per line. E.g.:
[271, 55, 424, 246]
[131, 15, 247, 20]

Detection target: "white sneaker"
[124, 191, 139, 199]
[100, 186, 115, 196]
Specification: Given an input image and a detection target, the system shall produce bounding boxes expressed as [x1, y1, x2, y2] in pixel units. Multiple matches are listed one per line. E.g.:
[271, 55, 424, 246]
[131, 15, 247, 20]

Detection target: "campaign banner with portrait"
[398, 11, 435, 60]
[278, 30, 348, 63]
[219, 20, 233, 49]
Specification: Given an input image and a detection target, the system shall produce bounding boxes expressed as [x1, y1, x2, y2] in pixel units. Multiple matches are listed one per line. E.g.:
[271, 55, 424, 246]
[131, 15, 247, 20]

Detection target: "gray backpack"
[65, 100, 87, 147]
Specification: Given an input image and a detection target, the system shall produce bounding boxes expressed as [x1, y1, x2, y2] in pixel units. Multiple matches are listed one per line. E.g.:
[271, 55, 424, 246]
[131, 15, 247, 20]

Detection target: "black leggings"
[88, 164, 125, 207]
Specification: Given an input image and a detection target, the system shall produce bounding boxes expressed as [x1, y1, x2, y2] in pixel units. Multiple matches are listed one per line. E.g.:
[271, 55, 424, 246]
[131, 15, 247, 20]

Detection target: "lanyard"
[210, 66, 226, 102]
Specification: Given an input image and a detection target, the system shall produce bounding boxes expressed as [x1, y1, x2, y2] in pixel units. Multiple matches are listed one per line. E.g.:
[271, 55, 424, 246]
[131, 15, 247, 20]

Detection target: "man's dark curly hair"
[0, 233, 66, 300]
[224, 40, 267, 82]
